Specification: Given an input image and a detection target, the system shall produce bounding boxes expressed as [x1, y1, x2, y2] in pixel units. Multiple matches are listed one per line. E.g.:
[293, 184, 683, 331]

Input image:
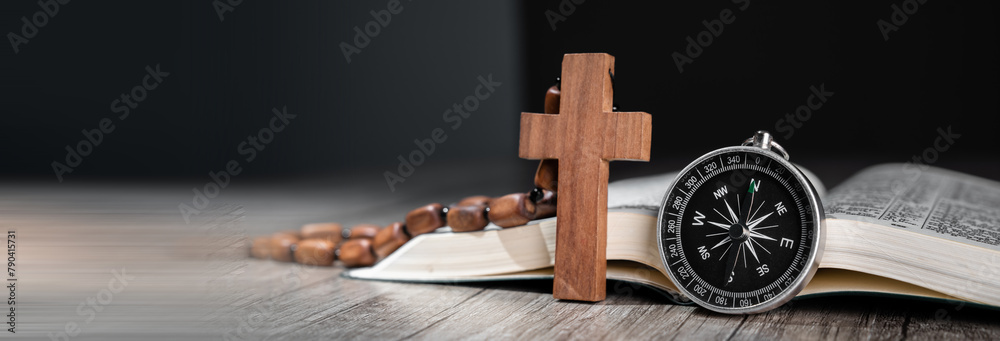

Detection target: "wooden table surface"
[7, 161, 1000, 340]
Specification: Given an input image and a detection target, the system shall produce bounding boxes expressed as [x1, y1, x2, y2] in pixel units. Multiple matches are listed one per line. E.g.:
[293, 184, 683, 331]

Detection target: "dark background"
[1, 0, 997, 192]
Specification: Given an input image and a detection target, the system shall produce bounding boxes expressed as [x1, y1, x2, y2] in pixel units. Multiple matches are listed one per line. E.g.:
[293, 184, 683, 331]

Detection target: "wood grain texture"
[6, 172, 999, 340]
[518, 53, 652, 301]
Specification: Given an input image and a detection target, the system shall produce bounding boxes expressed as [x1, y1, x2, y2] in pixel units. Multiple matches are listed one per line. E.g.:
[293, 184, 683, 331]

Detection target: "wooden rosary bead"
[405, 203, 446, 236]
[535, 84, 560, 192]
[447, 204, 489, 232]
[373, 222, 410, 259]
[544, 84, 560, 115]
[488, 193, 537, 228]
[250, 236, 271, 259]
[532, 188, 557, 219]
[293, 239, 336, 266]
[346, 224, 380, 240]
[535, 159, 558, 191]
[338, 238, 377, 267]
[457, 195, 491, 207]
[269, 231, 300, 262]
[534, 84, 559, 193]
[300, 222, 343, 245]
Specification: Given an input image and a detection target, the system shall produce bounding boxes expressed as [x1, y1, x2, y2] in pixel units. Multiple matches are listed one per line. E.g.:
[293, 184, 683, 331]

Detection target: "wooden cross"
[519, 53, 652, 302]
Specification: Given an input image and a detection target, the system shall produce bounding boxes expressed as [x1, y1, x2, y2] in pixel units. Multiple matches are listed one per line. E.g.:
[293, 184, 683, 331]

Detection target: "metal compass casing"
[657, 131, 825, 314]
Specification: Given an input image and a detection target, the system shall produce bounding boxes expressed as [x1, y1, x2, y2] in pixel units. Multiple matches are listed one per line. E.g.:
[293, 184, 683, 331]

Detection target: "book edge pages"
[344, 213, 995, 308]
[822, 217, 1000, 306]
[343, 257, 994, 309]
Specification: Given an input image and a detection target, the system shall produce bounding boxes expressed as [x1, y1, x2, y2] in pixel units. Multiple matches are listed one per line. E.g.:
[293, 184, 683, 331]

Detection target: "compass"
[657, 131, 825, 314]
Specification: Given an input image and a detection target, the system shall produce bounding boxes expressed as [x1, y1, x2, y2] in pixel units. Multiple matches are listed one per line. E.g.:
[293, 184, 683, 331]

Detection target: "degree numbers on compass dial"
[660, 149, 817, 311]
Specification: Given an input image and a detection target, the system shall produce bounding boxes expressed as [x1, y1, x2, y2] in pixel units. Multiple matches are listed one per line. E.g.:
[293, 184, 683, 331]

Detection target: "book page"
[825, 164, 1000, 251]
[607, 172, 678, 210]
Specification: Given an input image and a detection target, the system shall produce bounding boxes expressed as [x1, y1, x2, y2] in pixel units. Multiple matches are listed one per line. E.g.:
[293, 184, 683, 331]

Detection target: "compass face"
[657, 147, 823, 313]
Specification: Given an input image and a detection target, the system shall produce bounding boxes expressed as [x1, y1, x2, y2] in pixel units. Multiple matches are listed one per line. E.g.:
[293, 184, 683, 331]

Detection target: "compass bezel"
[656, 146, 825, 314]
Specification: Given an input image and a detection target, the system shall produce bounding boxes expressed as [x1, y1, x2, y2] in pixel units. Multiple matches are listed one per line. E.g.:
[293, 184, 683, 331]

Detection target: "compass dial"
[657, 147, 824, 313]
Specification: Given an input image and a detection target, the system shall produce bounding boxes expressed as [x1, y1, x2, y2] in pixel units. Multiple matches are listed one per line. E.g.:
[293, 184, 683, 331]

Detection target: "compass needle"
[717, 244, 733, 261]
[740, 182, 755, 224]
[724, 243, 740, 287]
[711, 236, 732, 250]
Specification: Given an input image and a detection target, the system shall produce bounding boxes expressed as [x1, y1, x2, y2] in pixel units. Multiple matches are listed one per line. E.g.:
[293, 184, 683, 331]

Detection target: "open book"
[345, 164, 1000, 308]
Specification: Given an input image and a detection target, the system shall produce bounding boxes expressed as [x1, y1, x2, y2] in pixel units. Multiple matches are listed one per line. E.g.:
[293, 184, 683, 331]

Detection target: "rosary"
[250, 53, 652, 303]
[248, 85, 564, 268]
[247, 53, 823, 313]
